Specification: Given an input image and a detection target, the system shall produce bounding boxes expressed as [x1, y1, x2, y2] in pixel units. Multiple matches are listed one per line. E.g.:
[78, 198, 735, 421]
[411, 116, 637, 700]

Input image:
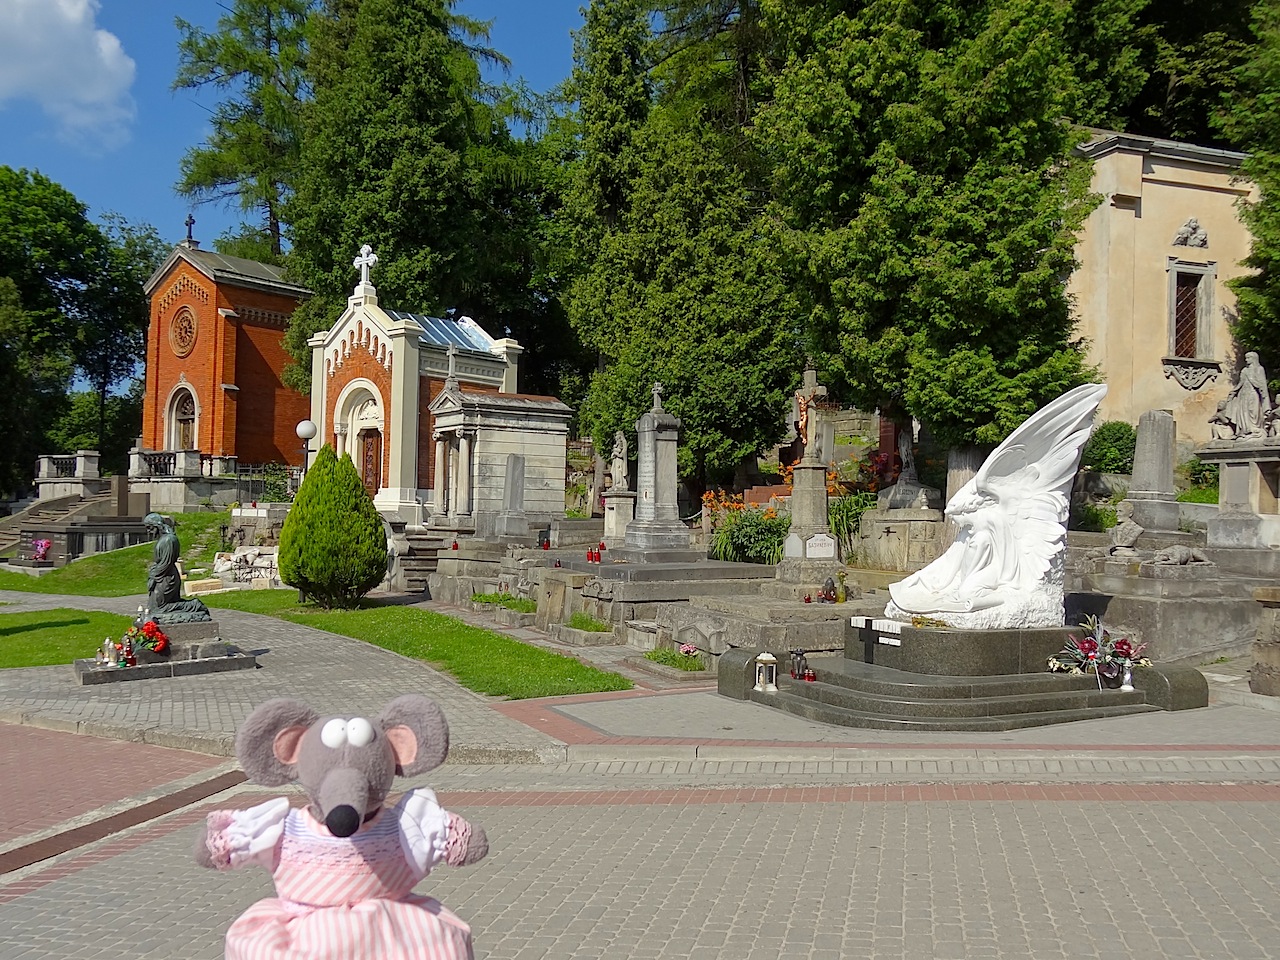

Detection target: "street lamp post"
[293, 420, 318, 606]
[296, 419, 318, 474]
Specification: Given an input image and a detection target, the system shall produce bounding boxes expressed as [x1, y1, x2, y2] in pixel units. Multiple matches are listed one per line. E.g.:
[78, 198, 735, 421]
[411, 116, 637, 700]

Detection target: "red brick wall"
[143, 261, 221, 452]
[144, 257, 307, 462]
[325, 348, 393, 483]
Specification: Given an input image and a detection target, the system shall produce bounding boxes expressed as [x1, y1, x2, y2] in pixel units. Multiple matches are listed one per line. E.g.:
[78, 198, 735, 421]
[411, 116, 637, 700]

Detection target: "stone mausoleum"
[306, 246, 570, 527]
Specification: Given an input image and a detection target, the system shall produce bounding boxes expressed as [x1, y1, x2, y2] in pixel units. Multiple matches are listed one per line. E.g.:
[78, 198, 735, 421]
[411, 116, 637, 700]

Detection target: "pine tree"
[278, 444, 387, 608]
[561, 0, 801, 490]
[173, 0, 312, 258]
[282, 0, 522, 392]
[756, 0, 1099, 454]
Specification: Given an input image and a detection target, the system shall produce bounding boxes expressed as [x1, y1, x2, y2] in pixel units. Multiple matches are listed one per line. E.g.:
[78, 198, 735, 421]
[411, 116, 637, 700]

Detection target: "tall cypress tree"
[562, 0, 801, 491]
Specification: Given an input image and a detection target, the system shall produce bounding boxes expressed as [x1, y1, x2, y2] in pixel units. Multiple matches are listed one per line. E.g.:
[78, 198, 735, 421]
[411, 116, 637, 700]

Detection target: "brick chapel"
[141, 238, 312, 466]
[142, 240, 564, 527]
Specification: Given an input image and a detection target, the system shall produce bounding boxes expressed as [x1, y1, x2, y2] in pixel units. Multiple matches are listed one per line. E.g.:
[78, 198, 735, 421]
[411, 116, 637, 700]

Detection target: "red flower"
[1113, 638, 1133, 659]
[1078, 637, 1099, 657]
[154, 637, 169, 654]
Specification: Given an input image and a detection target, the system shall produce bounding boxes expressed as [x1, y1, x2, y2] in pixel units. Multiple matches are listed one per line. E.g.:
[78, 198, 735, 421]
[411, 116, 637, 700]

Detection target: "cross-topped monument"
[353, 244, 378, 286]
[445, 344, 459, 387]
[651, 381, 664, 412]
[184, 214, 196, 244]
[794, 364, 828, 462]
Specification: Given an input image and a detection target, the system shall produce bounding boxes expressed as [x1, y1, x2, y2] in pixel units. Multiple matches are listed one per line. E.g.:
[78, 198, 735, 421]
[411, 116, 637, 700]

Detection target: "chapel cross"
[184, 214, 195, 243]
[446, 344, 459, 383]
[353, 244, 378, 285]
[651, 381, 664, 412]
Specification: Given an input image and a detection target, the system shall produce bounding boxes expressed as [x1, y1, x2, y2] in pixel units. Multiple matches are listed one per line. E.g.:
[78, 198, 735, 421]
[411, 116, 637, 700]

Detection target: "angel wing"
[948, 383, 1107, 585]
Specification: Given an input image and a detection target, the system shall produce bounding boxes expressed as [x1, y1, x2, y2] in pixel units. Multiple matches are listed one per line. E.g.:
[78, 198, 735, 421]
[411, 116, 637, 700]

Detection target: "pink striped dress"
[205, 789, 477, 960]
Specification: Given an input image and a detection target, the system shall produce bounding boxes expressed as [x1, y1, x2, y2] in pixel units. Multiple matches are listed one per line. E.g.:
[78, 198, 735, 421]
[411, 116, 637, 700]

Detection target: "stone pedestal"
[1127, 409, 1180, 531]
[856, 507, 945, 572]
[1252, 587, 1280, 697]
[622, 388, 692, 554]
[1195, 442, 1280, 547]
[602, 490, 636, 546]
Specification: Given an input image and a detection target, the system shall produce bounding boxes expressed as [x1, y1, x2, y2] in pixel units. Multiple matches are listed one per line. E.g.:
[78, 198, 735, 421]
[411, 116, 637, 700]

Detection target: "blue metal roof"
[384, 310, 495, 353]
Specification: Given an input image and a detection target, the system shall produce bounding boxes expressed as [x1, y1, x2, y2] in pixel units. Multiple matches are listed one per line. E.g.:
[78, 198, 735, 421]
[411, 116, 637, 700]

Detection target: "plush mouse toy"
[195, 694, 488, 960]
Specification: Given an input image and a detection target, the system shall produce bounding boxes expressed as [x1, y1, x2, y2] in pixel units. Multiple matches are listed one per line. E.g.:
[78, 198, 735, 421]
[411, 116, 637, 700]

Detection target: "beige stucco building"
[1069, 130, 1257, 453]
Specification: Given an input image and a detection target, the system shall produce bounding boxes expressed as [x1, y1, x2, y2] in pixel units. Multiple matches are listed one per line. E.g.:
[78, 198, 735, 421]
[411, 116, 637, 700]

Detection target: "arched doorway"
[335, 384, 385, 499]
[166, 387, 198, 451]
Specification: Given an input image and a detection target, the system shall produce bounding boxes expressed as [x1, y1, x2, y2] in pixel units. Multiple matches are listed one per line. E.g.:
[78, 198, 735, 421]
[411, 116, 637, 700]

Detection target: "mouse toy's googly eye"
[346, 717, 375, 747]
[320, 718, 349, 748]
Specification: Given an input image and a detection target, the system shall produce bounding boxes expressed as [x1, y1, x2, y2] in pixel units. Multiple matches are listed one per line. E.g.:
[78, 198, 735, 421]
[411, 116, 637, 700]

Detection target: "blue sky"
[0, 1, 583, 249]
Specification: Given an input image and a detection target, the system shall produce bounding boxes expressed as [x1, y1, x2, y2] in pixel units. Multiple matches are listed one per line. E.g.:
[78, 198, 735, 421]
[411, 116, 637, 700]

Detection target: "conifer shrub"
[278, 444, 388, 609]
[1080, 421, 1137, 474]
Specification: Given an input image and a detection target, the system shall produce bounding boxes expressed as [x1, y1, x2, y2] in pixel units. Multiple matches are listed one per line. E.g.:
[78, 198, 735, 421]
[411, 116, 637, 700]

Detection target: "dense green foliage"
[1221, 0, 1280, 391]
[0, 169, 163, 494]
[709, 507, 791, 564]
[563, 1, 801, 489]
[829, 492, 878, 557]
[173, 0, 312, 258]
[204, 590, 634, 698]
[47, 386, 145, 477]
[644, 646, 706, 671]
[567, 610, 614, 632]
[0, 610, 134, 669]
[278, 445, 387, 608]
[757, 0, 1100, 449]
[1080, 420, 1138, 474]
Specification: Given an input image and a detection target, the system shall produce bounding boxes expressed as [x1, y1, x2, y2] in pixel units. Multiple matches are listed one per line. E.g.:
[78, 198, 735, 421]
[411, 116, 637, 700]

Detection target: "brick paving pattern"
[0, 723, 223, 846]
[4, 587, 1280, 958]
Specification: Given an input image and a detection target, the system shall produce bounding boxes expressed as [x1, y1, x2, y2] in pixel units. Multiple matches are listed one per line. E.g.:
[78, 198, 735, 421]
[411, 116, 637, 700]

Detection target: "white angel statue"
[885, 383, 1107, 630]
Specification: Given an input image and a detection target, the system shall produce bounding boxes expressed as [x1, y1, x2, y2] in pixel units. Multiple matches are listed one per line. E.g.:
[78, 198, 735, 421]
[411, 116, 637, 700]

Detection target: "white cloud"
[0, 0, 136, 149]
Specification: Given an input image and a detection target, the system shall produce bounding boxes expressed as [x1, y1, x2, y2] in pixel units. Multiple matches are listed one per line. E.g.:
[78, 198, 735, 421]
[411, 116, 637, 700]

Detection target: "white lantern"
[754, 652, 779, 693]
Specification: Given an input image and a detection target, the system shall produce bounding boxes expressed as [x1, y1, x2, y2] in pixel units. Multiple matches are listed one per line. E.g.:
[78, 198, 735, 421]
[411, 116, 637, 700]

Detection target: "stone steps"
[754, 687, 1161, 731]
[745, 657, 1162, 730]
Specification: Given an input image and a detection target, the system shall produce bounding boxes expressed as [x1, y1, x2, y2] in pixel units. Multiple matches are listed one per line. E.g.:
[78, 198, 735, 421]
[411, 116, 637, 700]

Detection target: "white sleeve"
[395, 788, 449, 876]
[206, 797, 290, 870]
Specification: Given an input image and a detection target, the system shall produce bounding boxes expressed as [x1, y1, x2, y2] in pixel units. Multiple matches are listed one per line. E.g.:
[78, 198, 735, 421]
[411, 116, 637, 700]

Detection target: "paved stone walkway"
[4, 588, 1280, 959]
[0, 590, 563, 762]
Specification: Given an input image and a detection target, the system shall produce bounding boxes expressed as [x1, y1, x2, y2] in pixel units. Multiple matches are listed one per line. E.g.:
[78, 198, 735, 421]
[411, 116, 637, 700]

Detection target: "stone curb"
[1211, 686, 1280, 713]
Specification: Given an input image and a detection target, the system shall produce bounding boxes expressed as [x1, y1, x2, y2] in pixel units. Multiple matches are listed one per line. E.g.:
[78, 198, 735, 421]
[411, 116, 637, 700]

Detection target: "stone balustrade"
[34, 450, 108, 500]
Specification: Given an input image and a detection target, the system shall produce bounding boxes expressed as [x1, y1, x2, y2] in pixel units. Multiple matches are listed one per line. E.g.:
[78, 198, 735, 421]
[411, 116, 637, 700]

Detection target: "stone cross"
[184, 214, 195, 243]
[446, 344, 458, 379]
[353, 244, 378, 285]
[651, 381, 664, 412]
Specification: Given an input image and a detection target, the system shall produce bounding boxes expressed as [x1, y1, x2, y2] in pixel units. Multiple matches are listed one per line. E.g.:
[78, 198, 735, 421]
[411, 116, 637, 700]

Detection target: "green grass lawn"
[0, 609, 134, 668]
[0, 511, 231, 597]
[205, 590, 632, 700]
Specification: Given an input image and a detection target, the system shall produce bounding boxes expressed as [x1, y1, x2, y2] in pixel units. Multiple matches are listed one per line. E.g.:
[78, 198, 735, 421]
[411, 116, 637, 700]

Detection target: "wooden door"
[359, 429, 382, 498]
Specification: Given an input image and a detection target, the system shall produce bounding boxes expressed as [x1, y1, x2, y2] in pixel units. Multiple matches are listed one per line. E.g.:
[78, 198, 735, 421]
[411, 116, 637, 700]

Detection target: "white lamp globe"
[295, 419, 318, 441]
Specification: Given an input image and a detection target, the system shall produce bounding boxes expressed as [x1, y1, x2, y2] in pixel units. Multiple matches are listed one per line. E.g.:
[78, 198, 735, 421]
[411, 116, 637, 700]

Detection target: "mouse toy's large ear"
[236, 698, 320, 786]
[377, 695, 449, 776]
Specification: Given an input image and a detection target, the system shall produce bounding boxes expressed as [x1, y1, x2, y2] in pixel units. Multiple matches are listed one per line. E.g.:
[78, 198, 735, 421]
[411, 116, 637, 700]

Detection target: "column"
[457, 431, 472, 516]
[434, 435, 448, 514]
[335, 423, 347, 459]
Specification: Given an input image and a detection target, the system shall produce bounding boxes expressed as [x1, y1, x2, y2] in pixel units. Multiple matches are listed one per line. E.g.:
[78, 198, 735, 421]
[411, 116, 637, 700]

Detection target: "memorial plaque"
[784, 533, 804, 558]
[805, 533, 836, 559]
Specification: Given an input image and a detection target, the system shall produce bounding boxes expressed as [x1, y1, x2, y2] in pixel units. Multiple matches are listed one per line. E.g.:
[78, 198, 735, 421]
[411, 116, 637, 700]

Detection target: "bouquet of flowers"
[124, 620, 170, 654]
[1048, 615, 1150, 684]
[31, 539, 51, 561]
